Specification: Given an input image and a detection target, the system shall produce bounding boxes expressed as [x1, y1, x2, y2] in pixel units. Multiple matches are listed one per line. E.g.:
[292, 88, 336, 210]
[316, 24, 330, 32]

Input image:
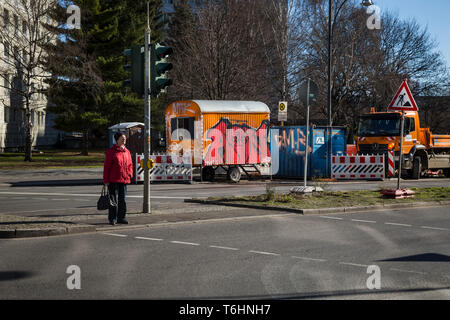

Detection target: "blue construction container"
[270, 126, 346, 178]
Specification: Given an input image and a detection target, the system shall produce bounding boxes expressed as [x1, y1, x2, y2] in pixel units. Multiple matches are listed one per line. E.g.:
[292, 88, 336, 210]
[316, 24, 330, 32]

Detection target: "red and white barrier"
[135, 154, 193, 182]
[331, 155, 385, 180]
[387, 150, 395, 177]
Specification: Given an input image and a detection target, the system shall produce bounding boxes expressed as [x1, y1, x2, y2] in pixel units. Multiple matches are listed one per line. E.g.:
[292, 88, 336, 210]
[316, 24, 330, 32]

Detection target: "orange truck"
[356, 109, 450, 179]
[165, 100, 271, 182]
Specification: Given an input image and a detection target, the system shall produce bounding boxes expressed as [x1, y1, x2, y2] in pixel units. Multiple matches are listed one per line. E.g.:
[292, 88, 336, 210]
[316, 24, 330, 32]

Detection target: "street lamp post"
[327, 0, 374, 176]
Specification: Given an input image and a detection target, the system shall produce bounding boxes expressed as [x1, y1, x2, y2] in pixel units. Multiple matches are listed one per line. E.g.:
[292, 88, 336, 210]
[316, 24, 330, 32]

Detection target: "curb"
[0, 225, 96, 239]
[184, 199, 305, 214]
[185, 199, 450, 215]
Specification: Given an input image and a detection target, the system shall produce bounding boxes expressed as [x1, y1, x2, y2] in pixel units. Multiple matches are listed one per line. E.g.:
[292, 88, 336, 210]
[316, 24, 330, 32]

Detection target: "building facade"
[0, 0, 63, 152]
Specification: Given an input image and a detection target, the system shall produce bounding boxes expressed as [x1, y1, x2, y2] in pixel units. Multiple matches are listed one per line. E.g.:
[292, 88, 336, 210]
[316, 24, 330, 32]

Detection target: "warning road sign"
[387, 79, 418, 112]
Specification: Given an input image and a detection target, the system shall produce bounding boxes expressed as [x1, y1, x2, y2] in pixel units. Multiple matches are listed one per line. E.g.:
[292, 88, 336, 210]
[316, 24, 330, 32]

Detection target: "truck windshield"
[358, 115, 400, 137]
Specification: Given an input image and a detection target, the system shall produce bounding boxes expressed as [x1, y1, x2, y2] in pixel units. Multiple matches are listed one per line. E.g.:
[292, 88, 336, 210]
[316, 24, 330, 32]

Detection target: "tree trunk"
[24, 110, 33, 162]
[81, 130, 89, 156]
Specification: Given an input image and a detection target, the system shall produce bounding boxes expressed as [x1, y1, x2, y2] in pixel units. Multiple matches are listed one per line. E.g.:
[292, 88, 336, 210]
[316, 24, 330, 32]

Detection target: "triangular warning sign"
[388, 79, 418, 112]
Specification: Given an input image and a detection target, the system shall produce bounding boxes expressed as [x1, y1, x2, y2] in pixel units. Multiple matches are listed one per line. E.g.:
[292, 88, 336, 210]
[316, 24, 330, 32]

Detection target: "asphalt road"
[1, 206, 449, 299]
[0, 171, 449, 216]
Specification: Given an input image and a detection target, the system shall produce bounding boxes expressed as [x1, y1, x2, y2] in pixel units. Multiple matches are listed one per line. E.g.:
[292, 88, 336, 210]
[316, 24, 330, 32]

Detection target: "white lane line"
[351, 219, 376, 224]
[209, 245, 239, 251]
[102, 233, 128, 238]
[339, 262, 370, 268]
[291, 256, 327, 262]
[135, 237, 163, 241]
[319, 216, 343, 220]
[420, 226, 448, 231]
[385, 222, 412, 227]
[390, 268, 427, 275]
[249, 250, 280, 256]
[170, 241, 200, 246]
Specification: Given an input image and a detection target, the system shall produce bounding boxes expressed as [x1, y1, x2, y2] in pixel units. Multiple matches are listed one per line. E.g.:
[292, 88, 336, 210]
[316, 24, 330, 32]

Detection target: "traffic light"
[123, 45, 145, 96]
[150, 43, 173, 97]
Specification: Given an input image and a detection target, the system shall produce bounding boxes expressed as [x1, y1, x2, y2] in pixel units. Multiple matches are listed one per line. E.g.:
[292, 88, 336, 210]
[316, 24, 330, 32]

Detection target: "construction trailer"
[165, 100, 271, 182]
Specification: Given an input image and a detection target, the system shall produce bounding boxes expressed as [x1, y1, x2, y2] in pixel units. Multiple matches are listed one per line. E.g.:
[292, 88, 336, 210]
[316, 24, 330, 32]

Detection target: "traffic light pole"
[143, 3, 151, 213]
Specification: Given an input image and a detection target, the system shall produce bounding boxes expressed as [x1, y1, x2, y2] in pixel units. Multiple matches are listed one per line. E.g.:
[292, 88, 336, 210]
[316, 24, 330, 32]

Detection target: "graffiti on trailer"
[204, 118, 271, 166]
[273, 128, 312, 156]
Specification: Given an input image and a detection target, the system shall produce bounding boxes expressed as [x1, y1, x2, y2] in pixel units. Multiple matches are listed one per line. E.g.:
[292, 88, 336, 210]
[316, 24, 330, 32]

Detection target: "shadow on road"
[8, 180, 103, 187]
[0, 271, 35, 282]
[167, 286, 450, 300]
[378, 253, 450, 262]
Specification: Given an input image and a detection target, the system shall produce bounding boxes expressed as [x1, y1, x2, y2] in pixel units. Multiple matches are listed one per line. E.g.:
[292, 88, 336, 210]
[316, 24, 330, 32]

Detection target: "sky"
[374, 0, 450, 68]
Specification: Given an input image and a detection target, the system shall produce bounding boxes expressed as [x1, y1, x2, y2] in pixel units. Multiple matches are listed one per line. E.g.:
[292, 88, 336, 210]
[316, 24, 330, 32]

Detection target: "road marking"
[420, 226, 448, 231]
[351, 219, 376, 224]
[209, 245, 239, 251]
[385, 222, 412, 227]
[319, 216, 343, 220]
[170, 241, 200, 246]
[102, 233, 128, 238]
[135, 237, 163, 241]
[249, 250, 280, 256]
[390, 268, 427, 275]
[339, 262, 370, 268]
[291, 256, 327, 262]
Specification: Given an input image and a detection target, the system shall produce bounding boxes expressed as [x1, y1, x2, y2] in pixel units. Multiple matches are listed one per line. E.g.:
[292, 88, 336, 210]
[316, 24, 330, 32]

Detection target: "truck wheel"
[411, 157, 422, 180]
[227, 167, 241, 183]
[202, 167, 215, 182]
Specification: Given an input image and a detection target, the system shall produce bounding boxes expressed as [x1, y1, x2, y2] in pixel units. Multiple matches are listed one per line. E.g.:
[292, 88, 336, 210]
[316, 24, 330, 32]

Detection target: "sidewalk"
[0, 201, 292, 238]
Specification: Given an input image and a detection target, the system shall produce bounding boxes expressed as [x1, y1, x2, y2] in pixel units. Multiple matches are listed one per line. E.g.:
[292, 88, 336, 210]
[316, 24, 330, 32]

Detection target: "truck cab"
[357, 109, 450, 179]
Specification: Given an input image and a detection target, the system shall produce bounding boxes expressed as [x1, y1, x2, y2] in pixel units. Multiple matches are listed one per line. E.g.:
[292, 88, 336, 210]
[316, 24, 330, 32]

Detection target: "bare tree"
[292, 0, 448, 134]
[0, 0, 58, 160]
[167, 0, 275, 104]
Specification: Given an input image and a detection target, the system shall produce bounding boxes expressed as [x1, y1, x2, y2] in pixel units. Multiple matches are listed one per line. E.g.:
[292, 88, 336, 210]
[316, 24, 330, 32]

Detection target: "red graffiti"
[204, 118, 270, 166]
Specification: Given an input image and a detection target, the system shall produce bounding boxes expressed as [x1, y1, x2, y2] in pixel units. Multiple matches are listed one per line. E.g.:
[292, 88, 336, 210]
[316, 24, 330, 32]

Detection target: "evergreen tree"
[44, 0, 107, 156]
[44, 0, 165, 154]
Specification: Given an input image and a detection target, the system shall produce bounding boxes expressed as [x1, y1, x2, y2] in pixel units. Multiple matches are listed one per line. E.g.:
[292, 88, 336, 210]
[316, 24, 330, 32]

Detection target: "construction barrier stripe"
[135, 154, 193, 182]
[332, 155, 384, 180]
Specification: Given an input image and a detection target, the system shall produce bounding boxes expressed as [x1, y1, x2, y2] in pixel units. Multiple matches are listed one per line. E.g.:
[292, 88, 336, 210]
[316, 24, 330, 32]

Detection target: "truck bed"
[430, 134, 450, 148]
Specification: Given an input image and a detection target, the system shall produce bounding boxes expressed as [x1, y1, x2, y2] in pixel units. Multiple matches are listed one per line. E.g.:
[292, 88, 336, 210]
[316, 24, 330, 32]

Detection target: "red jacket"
[103, 144, 134, 184]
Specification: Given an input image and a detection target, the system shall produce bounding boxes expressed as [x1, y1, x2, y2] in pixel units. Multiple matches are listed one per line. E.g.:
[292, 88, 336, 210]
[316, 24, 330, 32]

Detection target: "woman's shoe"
[109, 219, 117, 225]
[117, 219, 128, 224]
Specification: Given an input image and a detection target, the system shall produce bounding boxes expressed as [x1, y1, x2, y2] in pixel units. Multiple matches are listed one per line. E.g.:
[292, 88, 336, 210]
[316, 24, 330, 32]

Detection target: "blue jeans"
[108, 183, 127, 221]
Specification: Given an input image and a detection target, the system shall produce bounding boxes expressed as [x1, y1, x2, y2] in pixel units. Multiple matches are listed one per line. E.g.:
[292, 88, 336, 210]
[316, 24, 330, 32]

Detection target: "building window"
[3, 9, 9, 32]
[23, 20, 27, 38]
[3, 75, 9, 96]
[4, 106, 9, 124]
[4, 42, 10, 61]
[30, 83, 35, 100]
[14, 46, 19, 63]
[14, 14, 19, 36]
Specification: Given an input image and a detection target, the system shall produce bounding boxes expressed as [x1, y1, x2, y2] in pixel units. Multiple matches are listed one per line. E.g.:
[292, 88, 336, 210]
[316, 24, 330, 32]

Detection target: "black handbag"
[97, 185, 117, 211]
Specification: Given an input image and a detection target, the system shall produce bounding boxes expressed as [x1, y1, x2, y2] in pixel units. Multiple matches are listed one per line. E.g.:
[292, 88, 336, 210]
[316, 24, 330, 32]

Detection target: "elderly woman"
[103, 132, 133, 225]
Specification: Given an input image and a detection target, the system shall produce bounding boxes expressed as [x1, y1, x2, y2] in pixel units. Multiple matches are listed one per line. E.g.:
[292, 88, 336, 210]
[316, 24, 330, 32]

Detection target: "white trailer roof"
[109, 122, 145, 130]
[192, 100, 270, 114]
